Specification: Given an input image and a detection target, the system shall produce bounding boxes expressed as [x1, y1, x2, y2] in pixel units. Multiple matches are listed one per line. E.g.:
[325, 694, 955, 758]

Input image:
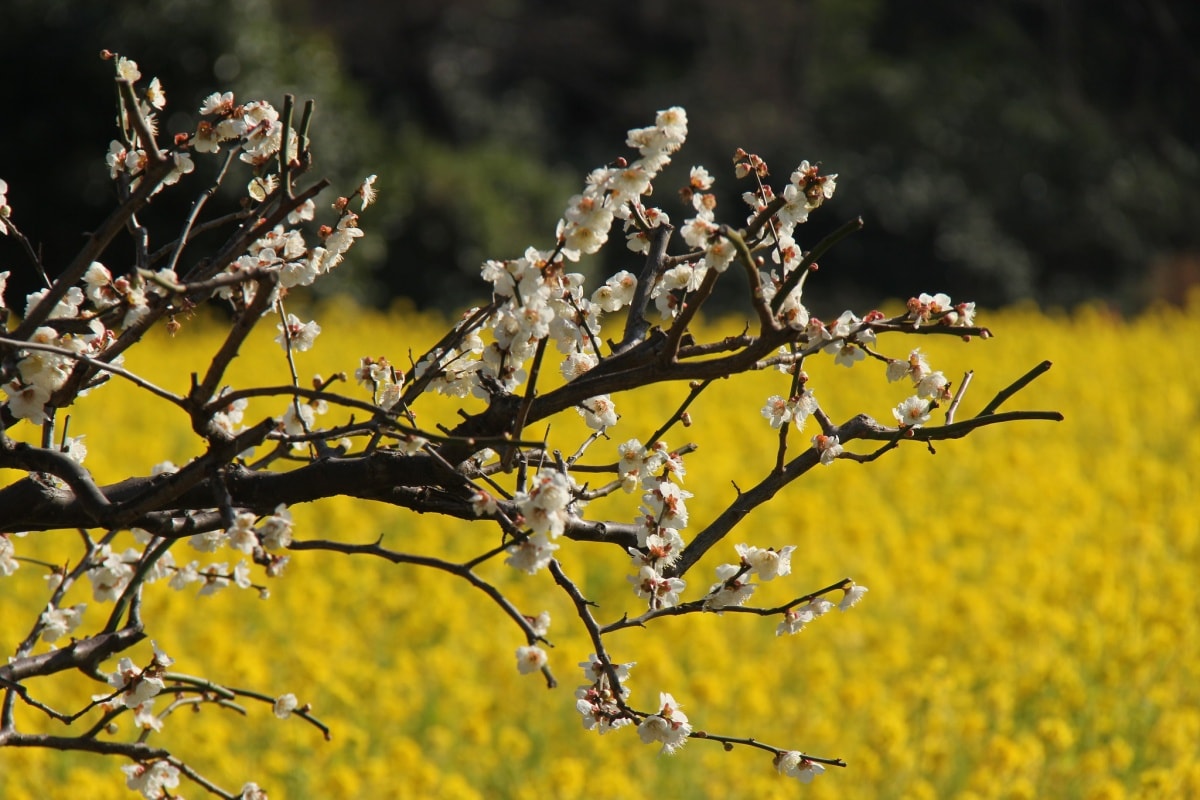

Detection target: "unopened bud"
[681, 411, 692, 427]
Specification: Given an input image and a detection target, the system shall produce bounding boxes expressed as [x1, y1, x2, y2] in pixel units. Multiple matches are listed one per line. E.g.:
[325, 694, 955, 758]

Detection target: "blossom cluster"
[504, 470, 578, 574]
[55, 503, 290, 613]
[320, 107, 879, 777]
[0, 55, 373, 436]
[758, 290, 978, 453]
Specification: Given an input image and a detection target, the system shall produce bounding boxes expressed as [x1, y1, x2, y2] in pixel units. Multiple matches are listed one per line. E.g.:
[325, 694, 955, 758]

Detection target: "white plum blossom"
[761, 395, 792, 429]
[560, 193, 614, 255]
[122, 760, 180, 800]
[945, 300, 977, 327]
[322, 213, 365, 269]
[704, 236, 738, 273]
[828, 341, 866, 367]
[232, 560, 253, 589]
[776, 606, 815, 636]
[576, 686, 634, 735]
[579, 395, 618, 430]
[83, 261, 118, 305]
[689, 165, 714, 190]
[211, 392, 248, 437]
[591, 270, 637, 311]
[358, 174, 378, 210]
[200, 90, 235, 116]
[152, 641, 176, 672]
[133, 700, 163, 732]
[775, 750, 827, 783]
[761, 391, 818, 431]
[3, 380, 51, 425]
[114, 56, 141, 83]
[839, 582, 869, 611]
[39, 603, 87, 642]
[169, 560, 201, 591]
[812, 433, 843, 465]
[629, 529, 686, 571]
[287, 197, 317, 225]
[142, 548, 175, 585]
[0, 535, 19, 576]
[625, 106, 688, 167]
[273, 693, 299, 719]
[527, 611, 552, 638]
[907, 291, 957, 327]
[259, 504, 294, 550]
[560, 351, 597, 381]
[189, 529, 227, 553]
[917, 370, 950, 400]
[637, 692, 692, 755]
[198, 562, 232, 595]
[790, 160, 838, 211]
[628, 565, 686, 609]
[893, 396, 932, 428]
[704, 562, 756, 611]
[642, 480, 691, 529]
[161, 151, 195, 189]
[776, 182, 812, 229]
[516, 645, 549, 674]
[680, 215, 717, 249]
[888, 348, 932, 384]
[504, 532, 559, 574]
[275, 314, 321, 352]
[515, 470, 575, 538]
[579, 654, 635, 684]
[0, 180, 10, 228]
[617, 438, 652, 493]
[240, 783, 269, 800]
[805, 597, 835, 618]
[281, 400, 317, 439]
[226, 511, 259, 553]
[735, 543, 796, 580]
[470, 489, 499, 517]
[87, 547, 138, 602]
[15, 329, 73, 398]
[107, 657, 165, 709]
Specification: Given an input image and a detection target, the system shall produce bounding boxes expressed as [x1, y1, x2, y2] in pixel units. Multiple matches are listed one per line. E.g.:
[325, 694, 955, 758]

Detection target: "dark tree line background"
[2, 0, 1196, 315]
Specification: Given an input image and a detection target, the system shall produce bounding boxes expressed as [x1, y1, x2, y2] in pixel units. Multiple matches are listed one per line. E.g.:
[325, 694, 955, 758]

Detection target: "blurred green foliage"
[2, 0, 1197, 312]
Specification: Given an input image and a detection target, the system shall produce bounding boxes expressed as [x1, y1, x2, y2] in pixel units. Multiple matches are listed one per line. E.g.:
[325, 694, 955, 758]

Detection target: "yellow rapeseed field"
[2, 296, 1198, 799]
